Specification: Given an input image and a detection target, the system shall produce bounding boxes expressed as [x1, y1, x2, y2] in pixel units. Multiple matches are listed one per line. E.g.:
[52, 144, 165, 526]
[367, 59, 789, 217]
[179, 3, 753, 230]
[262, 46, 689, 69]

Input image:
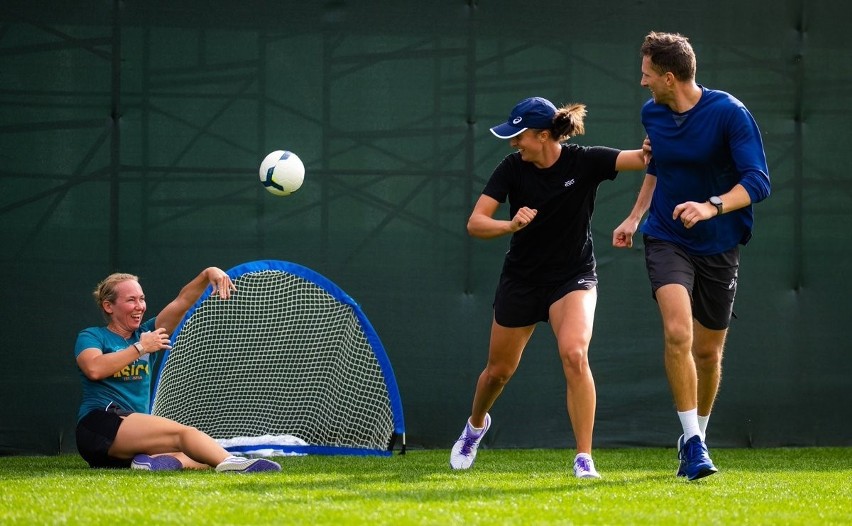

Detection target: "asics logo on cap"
[512, 117, 523, 124]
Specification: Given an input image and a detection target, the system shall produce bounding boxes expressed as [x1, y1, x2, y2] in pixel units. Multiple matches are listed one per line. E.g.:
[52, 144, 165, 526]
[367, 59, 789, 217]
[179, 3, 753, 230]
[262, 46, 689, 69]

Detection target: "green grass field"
[1, 448, 849, 525]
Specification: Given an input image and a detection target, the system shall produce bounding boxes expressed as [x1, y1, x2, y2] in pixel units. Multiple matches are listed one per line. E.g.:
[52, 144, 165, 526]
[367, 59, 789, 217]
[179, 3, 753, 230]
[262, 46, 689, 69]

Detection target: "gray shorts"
[643, 235, 739, 330]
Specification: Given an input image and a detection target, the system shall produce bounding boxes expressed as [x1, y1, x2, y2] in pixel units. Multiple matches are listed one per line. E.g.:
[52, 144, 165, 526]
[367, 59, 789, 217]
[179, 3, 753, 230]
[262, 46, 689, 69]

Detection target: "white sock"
[575, 453, 592, 461]
[698, 414, 710, 437]
[467, 419, 484, 435]
[677, 408, 702, 441]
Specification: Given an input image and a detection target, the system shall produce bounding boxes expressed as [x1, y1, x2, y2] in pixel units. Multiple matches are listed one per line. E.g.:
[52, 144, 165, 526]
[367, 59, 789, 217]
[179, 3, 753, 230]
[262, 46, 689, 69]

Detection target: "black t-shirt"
[482, 143, 620, 284]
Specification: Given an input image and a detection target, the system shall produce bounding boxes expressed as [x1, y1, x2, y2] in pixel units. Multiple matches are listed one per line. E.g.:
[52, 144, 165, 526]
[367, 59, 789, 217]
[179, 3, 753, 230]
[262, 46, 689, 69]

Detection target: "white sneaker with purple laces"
[449, 413, 491, 470]
[573, 453, 601, 479]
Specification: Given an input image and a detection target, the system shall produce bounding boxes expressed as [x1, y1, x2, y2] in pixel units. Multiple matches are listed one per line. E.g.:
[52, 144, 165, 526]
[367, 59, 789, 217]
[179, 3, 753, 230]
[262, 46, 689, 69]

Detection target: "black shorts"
[75, 404, 134, 468]
[493, 271, 597, 328]
[643, 235, 739, 330]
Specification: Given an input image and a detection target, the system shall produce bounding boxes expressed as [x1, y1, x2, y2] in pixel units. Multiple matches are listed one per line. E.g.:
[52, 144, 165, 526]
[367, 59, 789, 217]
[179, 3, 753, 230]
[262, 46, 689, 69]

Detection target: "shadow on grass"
[200, 449, 695, 501]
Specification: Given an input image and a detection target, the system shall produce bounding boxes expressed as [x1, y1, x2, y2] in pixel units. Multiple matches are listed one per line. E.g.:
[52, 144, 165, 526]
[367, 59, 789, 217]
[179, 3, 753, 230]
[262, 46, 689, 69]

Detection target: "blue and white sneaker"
[215, 456, 281, 473]
[449, 413, 491, 470]
[676, 435, 687, 477]
[131, 454, 183, 471]
[573, 454, 601, 479]
[680, 434, 718, 481]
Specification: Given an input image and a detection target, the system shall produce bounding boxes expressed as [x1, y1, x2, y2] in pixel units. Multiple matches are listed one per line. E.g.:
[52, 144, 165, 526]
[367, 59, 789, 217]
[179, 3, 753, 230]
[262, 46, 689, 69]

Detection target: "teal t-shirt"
[74, 318, 158, 422]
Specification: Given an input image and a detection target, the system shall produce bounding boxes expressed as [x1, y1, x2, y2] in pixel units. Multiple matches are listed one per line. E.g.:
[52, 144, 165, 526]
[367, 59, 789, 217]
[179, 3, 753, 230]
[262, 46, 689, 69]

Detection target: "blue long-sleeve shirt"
[641, 86, 771, 255]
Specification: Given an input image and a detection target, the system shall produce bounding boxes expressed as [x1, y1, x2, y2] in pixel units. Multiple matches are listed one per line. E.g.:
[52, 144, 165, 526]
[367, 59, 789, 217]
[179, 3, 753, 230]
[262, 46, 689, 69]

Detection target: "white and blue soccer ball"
[259, 150, 305, 196]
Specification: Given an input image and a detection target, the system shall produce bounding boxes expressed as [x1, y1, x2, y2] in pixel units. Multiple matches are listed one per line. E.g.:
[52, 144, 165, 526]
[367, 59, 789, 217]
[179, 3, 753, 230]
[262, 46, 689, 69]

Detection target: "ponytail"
[550, 103, 587, 141]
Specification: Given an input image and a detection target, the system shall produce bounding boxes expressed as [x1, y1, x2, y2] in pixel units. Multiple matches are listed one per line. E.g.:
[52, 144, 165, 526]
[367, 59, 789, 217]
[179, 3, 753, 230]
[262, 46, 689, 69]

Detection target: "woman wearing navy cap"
[450, 96, 647, 478]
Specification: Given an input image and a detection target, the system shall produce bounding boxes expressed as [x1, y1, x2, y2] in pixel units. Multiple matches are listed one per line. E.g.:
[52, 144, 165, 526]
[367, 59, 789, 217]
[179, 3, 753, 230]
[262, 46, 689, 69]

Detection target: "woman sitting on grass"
[74, 266, 280, 473]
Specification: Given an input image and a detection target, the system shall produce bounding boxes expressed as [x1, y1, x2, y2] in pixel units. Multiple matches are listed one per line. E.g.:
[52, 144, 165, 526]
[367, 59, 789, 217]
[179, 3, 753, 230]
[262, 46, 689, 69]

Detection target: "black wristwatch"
[709, 196, 723, 216]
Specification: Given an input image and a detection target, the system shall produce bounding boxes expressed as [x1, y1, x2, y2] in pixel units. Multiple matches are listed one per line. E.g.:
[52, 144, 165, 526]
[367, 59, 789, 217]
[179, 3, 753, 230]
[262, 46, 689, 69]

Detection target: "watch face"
[709, 196, 723, 215]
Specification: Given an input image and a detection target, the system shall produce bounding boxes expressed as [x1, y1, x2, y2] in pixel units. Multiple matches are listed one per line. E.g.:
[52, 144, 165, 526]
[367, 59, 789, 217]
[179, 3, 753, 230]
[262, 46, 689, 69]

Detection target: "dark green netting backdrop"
[1, 0, 849, 454]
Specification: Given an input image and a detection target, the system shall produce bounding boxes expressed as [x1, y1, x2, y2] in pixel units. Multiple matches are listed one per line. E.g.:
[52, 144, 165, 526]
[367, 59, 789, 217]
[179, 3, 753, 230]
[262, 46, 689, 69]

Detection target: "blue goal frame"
[152, 259, 406, 456]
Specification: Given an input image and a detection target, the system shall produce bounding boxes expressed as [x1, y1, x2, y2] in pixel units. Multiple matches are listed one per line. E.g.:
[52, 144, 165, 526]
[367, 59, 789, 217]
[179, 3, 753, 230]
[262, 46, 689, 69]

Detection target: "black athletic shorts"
[75, 403, 134, 468]
[493, 271, 597, 328]
[643, 234, 739, 330]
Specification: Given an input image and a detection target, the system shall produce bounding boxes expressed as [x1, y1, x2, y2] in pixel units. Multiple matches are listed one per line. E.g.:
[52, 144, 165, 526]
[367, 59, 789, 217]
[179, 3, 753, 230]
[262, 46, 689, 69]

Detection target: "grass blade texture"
[0, 448, 849, 525]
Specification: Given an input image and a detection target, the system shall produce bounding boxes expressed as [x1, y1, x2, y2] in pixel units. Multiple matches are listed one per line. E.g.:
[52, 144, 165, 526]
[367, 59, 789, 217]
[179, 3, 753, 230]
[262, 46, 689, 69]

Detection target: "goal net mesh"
[151, 261, 404, 456]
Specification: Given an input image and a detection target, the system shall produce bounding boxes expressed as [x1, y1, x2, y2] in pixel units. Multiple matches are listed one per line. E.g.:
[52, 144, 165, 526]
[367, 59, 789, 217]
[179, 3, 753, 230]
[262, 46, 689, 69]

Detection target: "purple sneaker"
[131, 454, 182, 471]
[215, 457, 282, 473]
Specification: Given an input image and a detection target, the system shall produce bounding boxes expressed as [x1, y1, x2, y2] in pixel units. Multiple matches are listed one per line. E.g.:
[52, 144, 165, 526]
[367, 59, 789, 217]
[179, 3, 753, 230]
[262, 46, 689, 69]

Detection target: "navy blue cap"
[490, 97, 557, 139]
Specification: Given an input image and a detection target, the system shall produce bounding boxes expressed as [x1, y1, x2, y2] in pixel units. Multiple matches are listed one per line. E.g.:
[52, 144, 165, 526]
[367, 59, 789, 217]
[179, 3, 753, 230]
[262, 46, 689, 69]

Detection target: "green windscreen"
[0, 0, 849, 454]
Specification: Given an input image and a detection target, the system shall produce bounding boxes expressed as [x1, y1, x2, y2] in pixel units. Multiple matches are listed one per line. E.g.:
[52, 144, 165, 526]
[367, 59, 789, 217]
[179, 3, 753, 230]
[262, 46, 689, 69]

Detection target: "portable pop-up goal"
[151, 260, 405, 457]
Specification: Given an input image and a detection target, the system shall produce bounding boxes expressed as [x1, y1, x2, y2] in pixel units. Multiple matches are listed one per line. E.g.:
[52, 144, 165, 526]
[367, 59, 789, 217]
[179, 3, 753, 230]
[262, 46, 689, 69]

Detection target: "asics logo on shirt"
[564, 179, 575, 187]
[729, 278, 737, 290]
[113, 363, 149, 380]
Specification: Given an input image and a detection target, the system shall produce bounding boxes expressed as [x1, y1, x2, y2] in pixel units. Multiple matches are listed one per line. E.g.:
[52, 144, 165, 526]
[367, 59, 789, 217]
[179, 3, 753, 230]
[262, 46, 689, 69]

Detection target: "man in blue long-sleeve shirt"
[613, 31, 771, 481]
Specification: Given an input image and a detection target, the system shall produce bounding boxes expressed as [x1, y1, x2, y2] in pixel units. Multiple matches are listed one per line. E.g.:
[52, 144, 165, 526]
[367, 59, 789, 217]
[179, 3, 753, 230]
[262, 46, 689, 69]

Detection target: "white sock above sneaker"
[698, 414, 710, 438]
[677, 408, 702, 441]
[467, 419, 485, 435]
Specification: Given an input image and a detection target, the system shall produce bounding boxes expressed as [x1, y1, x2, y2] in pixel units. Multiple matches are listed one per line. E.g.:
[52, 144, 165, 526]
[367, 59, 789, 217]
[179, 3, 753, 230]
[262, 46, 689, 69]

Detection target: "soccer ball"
[259, 150, 305, 196]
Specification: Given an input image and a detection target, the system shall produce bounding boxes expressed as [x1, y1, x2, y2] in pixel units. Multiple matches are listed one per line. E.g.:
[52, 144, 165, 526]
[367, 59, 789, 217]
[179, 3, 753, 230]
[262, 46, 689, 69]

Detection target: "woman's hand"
[205, 267, 236, 299]
[138, 328, 173, 354]
[511, 207, 538, 232]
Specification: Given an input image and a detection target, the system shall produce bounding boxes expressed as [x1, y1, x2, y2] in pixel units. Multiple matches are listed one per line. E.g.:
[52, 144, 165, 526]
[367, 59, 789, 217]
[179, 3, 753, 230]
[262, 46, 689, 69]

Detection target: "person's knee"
[482, 365, 514, 386]
[559, 344, 589, 374]
[174, 423, 206, 444]
[663, 321, 692, 353]
[693, 345, 722, 370]
[180, 424, 203, 437]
